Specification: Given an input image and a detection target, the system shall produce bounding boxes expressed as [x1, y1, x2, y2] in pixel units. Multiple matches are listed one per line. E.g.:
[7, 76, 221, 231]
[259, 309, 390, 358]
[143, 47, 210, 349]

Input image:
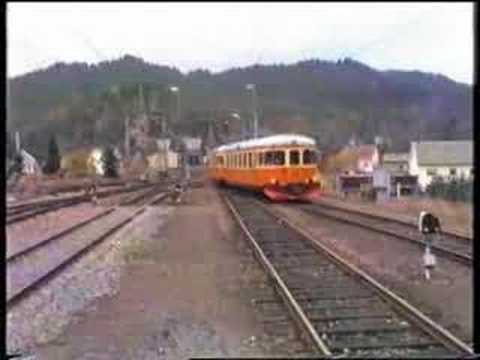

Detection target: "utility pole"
[124, 115, 130, 159]
[15, 131, 21, 153]
[246, 84, 259, 138]
[169, 86, 180, 125]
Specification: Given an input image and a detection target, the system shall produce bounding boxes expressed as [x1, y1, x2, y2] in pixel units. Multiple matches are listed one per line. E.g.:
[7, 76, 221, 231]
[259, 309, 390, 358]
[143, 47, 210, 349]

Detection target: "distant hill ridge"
[7, 54, 472, 159]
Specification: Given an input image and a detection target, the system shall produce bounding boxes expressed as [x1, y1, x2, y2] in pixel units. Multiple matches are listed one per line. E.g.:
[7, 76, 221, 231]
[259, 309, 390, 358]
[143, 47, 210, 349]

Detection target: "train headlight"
[270, 178, 276, 184]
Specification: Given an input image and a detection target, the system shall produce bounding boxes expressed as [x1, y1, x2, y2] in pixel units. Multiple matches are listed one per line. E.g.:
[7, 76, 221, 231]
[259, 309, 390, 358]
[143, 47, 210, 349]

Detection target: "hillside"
[7, 55, 473, 160]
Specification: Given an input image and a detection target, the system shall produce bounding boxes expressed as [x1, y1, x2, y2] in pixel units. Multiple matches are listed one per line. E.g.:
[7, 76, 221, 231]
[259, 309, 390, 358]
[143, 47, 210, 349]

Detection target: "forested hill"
[7, 55, 472, 159]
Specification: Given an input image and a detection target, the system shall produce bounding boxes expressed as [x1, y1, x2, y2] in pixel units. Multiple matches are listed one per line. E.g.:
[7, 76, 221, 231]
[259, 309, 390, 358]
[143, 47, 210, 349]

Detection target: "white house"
[87, 148, 106, 176]
[409, 140, 473, 190]
[182, 136, 203, 166]
[20, 149, 43, 175]
[355, 145, 380, 173]
[182, 136, 202, 151]
[383, 152, 409, 174]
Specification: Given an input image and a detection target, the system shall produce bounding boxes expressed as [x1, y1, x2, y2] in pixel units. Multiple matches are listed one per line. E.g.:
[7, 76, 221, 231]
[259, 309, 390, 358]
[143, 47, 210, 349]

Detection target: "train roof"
[214, 134, 316, 153]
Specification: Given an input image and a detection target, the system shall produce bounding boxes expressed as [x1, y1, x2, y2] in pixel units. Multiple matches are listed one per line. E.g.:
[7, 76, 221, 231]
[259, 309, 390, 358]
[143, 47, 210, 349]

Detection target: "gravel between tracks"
[271, 203, 472, 341]
[7, 203, 108, 258]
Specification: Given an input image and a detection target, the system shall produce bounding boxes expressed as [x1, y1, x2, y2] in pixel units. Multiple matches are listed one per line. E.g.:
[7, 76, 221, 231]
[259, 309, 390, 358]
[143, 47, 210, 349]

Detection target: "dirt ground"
[322, 194, 473, 238]
[33, 185, 289, 359]
[271, 203, 472, 342]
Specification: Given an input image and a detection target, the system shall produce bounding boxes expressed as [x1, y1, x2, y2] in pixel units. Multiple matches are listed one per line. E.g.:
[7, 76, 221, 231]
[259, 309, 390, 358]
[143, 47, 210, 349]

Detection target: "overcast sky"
[7, 2, 474, 84]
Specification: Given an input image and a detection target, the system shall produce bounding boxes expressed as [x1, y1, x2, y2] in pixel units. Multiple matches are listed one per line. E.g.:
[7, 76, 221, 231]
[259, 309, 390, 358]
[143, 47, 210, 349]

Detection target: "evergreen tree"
[102, 146, 118, 178]
[44, 134, 61, 174]
[6, 131, 16, 160]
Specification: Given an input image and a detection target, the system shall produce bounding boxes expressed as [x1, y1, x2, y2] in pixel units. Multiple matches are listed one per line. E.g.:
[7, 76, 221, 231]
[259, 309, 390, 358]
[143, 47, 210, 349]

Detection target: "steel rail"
[7, 208, 115, 263]
[8, 185, 163, 263]
[6, 189, 170, 308]
[300, 205, 472, 266]
[314, 199, 471, 241]
[6, 183, 156, 225]
[224, 195, 332, 356]
[259, 200, 473, 356]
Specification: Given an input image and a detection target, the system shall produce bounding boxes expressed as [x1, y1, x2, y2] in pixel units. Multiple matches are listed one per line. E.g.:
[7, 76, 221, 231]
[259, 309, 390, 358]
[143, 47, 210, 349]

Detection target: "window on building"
[290, 150, 300, 165]
[426, 168, 437, 177]
[265, 151, 285, 166]
[303, 149, 317, 164]
[449, 168, 457, 176]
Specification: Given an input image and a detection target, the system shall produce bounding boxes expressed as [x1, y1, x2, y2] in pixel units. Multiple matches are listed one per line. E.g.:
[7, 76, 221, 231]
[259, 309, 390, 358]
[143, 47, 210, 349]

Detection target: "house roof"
[414, 141, 473, 166]
[383, 152, 409, 163]
[356, 145, 377, 161]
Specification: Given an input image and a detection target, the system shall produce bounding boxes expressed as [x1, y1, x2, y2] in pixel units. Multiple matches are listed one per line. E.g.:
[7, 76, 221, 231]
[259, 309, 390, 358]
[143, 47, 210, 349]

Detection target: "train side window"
[243, 153, 247, 168]
[258, 152, 263, 166]
[265, 151, 274, 165]
[303, 149, 317, 164]
[290, 150, 300, 165]
[248, 153, 253, 168]
[274, 151, 285, 165]
[265, 151, 285, 166]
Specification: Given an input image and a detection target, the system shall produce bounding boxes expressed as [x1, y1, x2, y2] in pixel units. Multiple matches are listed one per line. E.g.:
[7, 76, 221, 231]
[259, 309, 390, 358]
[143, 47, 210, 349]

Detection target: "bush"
[426, 176, 473, 202]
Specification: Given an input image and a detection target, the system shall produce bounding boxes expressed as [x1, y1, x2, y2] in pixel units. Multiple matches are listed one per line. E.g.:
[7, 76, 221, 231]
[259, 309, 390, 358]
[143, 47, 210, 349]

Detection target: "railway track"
[6, 182, 156, 225]
[6, 185, 171, 308]
[297, 201, 472, 266]
[224, 191, 472, 358]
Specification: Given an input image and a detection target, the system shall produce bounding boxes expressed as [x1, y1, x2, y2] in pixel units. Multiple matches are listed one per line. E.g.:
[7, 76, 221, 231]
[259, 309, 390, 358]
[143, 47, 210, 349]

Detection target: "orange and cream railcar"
[208, 134, 322, 201]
